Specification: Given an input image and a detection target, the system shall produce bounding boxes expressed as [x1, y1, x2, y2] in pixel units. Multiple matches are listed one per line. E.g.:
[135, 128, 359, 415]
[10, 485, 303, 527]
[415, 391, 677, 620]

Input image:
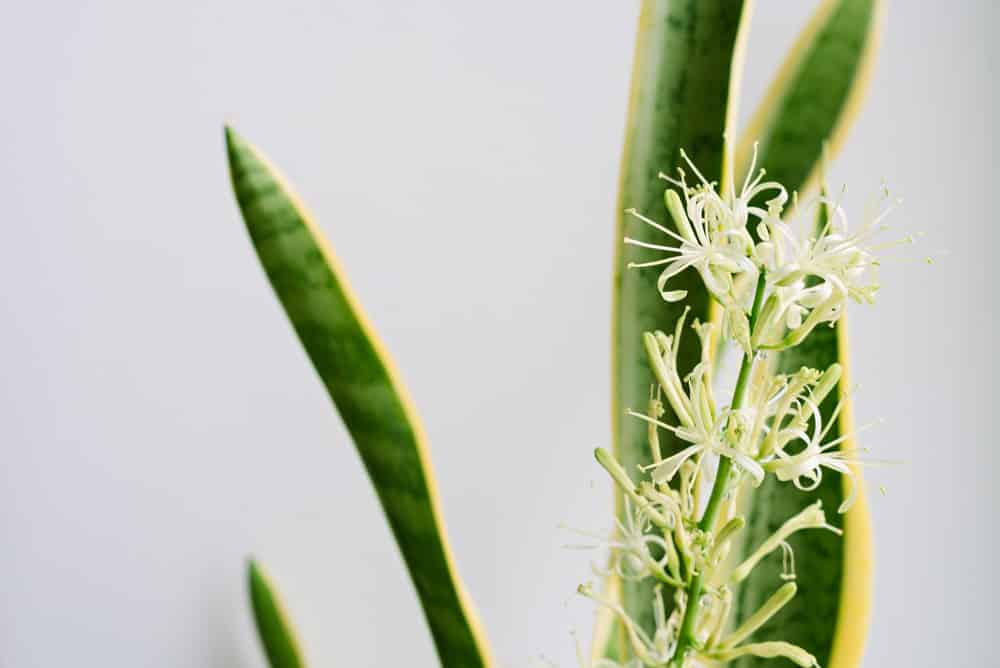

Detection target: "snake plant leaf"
[728, 3, 884, 663]
[732, 318, 872, 668]
[732, 196, 872, 668]
[225, 127, 493, 668]
[247, 559, 307, 668]
[735, 0, 884, 199]
[606, 0, 752, 656]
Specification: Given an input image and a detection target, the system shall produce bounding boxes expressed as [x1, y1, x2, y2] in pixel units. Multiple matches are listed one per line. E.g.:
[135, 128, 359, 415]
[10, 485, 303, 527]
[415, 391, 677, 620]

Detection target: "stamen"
[680, 148, 712, 187]
[625, 207, 690, 244]
[740, 141, 760, 195]
[628, 258, 677, 269]
[623, 237, 682, 252]
[627, 409, 683, 435]
[658, 171, 685, 189]
[871, 232, 923, 251]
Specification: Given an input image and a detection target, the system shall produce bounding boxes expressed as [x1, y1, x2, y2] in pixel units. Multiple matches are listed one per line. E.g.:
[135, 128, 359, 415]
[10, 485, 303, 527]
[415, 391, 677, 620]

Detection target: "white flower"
[564, 499, 680, 585]
[753, 189, 909, 350]
[623, 146, 785, 305]
[629, 313, 764, 486]
[769, 196, 885, 303]
[718, 142, 788, 230]
[578, 583, 680, 667]
[750, 279, 839, 350]
[623, 200, 750, 304]
[629, 407, 764, 488]
[764, 397, 881, 513]
[753, 365, 841, 460]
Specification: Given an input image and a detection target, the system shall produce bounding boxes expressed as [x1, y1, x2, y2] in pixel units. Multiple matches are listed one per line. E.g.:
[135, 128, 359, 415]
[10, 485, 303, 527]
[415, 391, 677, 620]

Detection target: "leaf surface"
[735, 0, 884, 197]
[727, 2, 883, 665]
[226, 127, 493, 668]
[248, 560, 307, 668]
[607, 0, 752, 656]
[733, 198, 873, 668]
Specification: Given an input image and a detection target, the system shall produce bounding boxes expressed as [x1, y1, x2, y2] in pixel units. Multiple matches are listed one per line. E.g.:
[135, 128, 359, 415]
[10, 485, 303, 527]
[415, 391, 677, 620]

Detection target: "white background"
[1, 1, 995, 666]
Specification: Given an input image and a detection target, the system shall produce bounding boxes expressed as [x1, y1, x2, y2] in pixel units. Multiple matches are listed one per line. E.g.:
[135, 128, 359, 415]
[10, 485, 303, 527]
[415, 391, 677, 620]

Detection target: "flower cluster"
[575, 148, 898, 668]
[625, 146, 900, 354]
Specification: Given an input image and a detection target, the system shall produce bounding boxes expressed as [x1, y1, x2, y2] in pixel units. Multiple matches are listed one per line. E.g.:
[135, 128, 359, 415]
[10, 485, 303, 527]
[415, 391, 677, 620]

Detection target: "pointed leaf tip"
[223, 122, 239, 142]
[225, 131, 494, 667]
[246, 559, 307, 668]
[224, 125, 250, 169]
[246, 556, 263, 585]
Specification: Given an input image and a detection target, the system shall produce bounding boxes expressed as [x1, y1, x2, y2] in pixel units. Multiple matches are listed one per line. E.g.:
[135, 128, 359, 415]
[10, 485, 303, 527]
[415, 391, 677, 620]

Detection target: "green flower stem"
[699, 273, 767, 530]
[671, 272, 767, 666]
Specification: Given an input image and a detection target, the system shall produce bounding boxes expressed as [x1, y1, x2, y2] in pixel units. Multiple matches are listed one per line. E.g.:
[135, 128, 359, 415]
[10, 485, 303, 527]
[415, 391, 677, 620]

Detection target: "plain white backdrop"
[1, 1, 996, 666]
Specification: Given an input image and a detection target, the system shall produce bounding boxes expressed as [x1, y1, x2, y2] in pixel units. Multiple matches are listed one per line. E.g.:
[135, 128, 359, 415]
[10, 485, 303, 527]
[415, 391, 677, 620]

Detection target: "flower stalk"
[669, 270, 767, 666]
[575, 148, 903, 668]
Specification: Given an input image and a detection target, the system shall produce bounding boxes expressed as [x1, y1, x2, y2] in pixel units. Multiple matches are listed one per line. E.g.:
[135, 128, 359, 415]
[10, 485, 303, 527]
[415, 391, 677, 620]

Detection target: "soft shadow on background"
[1, 2, 996, 666]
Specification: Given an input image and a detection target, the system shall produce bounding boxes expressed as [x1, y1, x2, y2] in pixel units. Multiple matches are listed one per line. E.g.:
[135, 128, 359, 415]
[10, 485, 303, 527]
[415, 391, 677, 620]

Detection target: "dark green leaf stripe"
[608, 0, 751, 654]
[248, 560, 307, 668]
[736, 0, 883, 199]
[225, 127, 493, 668]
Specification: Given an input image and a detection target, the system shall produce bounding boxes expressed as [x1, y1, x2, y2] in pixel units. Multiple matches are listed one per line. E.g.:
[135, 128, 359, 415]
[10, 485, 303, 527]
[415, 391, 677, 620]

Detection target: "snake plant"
[224, 1, 887, 666]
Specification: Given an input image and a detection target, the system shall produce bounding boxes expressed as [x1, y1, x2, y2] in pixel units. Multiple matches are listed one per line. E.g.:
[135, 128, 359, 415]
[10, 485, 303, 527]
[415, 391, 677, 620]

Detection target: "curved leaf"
[825, 327, 873, 668]
[225, 127, 493, 668]
[732, 324, 872, 668]
[723, 3, 883, 663]
[248, 559, 307, 668]
[732, 197, 873, 668]
[607, 0, 753, 655]
[735, 0, 884, 198]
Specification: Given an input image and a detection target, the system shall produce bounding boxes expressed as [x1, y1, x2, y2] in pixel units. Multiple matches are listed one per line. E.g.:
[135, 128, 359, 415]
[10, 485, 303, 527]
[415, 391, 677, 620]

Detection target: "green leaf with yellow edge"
[248, 559, 307, 668]
[735, 0, 884, 198]
[225, 127, 494, 668]
[731, 194, 873, 668]
[604, 0, 753, 659]
[724, 2, 883, 664]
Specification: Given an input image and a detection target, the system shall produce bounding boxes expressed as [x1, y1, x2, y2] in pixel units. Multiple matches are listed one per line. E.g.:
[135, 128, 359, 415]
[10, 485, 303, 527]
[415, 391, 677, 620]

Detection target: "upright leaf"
[226, 127, 494, 668]
[248, 559, 307, 668]
[732, 196, 873, 668]
[735, 0, 884, 197]
[726, 3, 883, 665]
[609, 0, 752, 652]
[732, 322, 872, 668]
